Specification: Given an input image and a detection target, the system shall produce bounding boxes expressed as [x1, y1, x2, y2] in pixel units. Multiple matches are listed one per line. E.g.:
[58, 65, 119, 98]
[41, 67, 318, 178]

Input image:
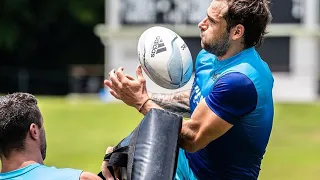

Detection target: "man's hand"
[101, 147, 119, 180]
[104, 65, 149, 111]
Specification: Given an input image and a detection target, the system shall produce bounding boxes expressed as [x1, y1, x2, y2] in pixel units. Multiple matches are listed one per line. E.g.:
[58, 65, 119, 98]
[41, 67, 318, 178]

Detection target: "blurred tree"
[0, 0, 104, 63]
[0, 0, 105, 95]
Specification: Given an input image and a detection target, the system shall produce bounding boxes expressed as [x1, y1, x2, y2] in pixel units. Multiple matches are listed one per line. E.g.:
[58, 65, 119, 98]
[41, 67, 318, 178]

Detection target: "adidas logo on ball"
[151, 36, 167, 57]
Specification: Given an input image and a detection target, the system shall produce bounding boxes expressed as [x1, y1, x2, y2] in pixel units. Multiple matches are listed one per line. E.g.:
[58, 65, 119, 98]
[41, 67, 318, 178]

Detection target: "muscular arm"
[141, 73, 258, 153]
[140, 99, 232, 152]
[149, 90, 191, 118]
[80, 172, 103, 180]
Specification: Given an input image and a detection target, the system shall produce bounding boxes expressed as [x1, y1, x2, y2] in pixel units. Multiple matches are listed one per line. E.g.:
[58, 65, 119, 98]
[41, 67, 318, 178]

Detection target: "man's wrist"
[139, 99, 161, 115]
[138, 98, 152, 112]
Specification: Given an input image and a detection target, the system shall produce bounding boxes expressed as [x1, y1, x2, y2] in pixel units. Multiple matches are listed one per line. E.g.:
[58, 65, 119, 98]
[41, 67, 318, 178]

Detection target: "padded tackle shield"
[98, 108, 182, 180]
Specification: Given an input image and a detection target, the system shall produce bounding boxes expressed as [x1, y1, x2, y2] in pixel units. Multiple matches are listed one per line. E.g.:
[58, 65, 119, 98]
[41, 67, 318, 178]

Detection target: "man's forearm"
[149, 90, 191, 118]
[178, 120, 200, 153]
[138, 95, 199, 153]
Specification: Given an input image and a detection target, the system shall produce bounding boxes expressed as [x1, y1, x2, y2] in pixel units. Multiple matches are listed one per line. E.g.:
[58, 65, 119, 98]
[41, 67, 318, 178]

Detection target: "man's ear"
[231, 24, 245, 41]
[29, 123, 40, 140]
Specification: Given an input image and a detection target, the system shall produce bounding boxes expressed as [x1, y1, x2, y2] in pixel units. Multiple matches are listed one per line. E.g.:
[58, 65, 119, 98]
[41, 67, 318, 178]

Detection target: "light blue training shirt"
[187, 47, 274, 179]
[0, 163, 82, 180]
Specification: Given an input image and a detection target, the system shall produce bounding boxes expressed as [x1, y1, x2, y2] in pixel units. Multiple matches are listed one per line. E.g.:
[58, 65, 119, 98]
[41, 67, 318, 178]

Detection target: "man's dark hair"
[224, 0, 272, 48]
[0, 93, 42, 157]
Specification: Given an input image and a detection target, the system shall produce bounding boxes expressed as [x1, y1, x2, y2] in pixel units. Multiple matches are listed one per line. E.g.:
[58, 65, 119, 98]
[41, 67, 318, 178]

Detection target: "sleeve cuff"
[205, 97, 237, 125]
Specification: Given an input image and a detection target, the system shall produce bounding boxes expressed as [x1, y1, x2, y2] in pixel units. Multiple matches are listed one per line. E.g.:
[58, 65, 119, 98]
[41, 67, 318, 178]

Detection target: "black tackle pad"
[98, 108, 183, 180]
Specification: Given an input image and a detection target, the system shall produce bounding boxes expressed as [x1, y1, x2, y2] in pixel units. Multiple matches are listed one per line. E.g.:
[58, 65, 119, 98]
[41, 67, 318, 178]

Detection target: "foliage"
[0, 0, 104, 51]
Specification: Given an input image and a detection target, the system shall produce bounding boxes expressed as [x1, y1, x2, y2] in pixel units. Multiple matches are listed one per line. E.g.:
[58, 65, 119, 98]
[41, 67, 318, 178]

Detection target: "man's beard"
[203, 31, 230, 57]
[40, 129, 47, 160]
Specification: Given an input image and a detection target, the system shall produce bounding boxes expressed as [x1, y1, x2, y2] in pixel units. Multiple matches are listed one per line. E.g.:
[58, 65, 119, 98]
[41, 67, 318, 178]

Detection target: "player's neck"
[0, 150, 43, 173]
[217, 43, 245, 61]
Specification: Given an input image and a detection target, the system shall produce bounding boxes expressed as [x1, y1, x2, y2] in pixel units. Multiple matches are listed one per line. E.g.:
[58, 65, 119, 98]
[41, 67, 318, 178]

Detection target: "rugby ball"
[137, 26, 193, 89]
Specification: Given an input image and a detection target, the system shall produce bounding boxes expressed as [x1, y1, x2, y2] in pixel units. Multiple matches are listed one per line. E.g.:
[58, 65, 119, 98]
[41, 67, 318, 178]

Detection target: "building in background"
[95, 0, 320, 102]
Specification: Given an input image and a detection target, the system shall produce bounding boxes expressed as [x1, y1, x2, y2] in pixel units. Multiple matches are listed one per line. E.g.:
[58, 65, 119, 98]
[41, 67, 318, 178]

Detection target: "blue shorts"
[175, 149, 198, 180]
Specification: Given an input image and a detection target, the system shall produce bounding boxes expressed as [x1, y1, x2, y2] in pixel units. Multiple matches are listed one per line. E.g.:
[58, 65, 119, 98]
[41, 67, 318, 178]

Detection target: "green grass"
[259, 103, 320, 180]
[35, 97, 320, 179]
[39, 97, 143, 172]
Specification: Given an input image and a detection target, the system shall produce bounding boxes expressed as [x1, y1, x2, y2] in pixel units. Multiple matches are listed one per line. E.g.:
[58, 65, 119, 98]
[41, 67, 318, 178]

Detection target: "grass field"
[36, 96, 320, 180]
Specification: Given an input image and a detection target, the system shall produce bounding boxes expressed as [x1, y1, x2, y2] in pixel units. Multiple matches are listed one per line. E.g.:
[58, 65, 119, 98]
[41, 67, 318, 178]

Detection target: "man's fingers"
[126, 74, 135, 81]
[101, 160, 114, 180]
[136, 65, 146, 83]
[109, 89, 120, 99]
[104, 80, 112, 88]
[116, 67, 127, 83]
[109, 69, 122, 88]
[102, 147, 115, 180]
[104, 80, 120, 99]
[106, 147, 114, 154]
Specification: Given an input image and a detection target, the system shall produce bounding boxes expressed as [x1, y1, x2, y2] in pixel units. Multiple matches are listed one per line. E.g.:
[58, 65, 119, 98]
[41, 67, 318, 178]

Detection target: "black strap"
[108, 152, 128, 167]
[99, 146, 129, 179]
[104, 146, 129, 161]
[97, 172, 106, 180]
[97, 161, 118, 180]
[97, 168, 116, 180]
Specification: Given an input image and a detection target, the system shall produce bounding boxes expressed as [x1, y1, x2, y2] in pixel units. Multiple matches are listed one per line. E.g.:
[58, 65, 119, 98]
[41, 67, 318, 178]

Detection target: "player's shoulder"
[227, 62, 258, 79]
[226, 61, 273, 88]
[35, 167, 101, 180]
[234, 47, 272, 77]
[215, 72, 255, 91]
[32, 164, 83, 179]
[225, 61, 270, 84]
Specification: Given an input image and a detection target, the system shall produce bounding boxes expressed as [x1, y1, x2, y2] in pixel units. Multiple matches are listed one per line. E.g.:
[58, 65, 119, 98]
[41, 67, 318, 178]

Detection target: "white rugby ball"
[137, 26, 193, 89]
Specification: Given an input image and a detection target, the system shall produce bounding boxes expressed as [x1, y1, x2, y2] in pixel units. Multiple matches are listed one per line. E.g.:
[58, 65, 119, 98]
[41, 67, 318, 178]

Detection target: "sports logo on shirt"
[191, 82, 204, 106]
